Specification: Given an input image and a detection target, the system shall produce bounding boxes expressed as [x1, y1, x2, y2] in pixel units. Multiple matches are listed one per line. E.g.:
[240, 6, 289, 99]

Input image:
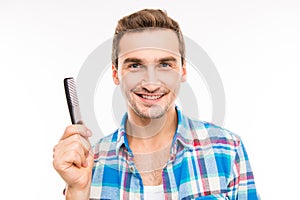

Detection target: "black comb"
[64, 77, 83, 124]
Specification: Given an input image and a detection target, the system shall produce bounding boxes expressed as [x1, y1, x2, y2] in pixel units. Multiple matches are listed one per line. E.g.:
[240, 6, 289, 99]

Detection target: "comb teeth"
[65, 78, 79, 106]
[64, 77, 83, 124]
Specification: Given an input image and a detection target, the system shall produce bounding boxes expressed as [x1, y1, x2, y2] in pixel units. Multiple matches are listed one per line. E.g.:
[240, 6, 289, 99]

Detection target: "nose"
[141, 82, 160, 92]
[142, 66, 160, 92]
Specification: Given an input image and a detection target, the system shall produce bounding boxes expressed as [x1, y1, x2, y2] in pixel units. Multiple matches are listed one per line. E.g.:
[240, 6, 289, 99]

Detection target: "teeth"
[141, 95, 162, 100]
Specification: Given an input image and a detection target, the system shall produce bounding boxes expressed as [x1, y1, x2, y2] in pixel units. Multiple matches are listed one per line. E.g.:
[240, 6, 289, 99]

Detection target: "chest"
[91, 148, 232, 199]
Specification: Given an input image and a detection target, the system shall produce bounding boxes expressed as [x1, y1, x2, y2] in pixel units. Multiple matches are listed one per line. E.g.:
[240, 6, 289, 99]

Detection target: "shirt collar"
[115, 112, 132, 155]
[115, 106, 197, 154]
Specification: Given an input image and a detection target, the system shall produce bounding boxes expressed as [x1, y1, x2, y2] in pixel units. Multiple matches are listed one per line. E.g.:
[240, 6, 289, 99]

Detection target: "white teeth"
[141, 95, 162, 100]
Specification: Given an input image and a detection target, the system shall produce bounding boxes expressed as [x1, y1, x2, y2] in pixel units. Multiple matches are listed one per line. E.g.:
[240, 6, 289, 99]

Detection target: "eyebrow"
[122, 56, 178, 64]
[157, 56, 178, 63]
[123, 58, 143, 64]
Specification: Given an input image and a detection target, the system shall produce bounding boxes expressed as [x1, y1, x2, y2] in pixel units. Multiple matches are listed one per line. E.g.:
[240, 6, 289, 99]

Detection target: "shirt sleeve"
[227, 139, 260, 199]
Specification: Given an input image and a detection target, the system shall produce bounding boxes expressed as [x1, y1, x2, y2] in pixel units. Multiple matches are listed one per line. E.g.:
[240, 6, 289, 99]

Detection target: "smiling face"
[112, 29, 186, 119]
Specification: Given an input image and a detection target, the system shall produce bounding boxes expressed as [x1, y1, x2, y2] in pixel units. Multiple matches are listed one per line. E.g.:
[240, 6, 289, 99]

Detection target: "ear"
[181, 61, 187, 82]
[112, 65, 120, 85]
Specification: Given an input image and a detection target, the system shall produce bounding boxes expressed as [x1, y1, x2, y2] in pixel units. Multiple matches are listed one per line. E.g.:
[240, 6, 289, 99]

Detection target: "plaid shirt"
[90, 107, 258, 199]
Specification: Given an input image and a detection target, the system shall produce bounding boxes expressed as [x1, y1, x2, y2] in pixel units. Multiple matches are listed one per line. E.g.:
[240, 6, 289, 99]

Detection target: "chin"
[136, 105, 168, 119]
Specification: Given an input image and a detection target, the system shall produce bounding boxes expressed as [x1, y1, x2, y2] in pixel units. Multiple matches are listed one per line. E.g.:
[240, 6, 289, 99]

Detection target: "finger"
[63, 149, 85, 168]
[70, 137, 91, 158]
[61, 125, 92, 140]
[79, 135, 92, 154]
[54, 142, 87, 169]
[57, 134, 91, 156]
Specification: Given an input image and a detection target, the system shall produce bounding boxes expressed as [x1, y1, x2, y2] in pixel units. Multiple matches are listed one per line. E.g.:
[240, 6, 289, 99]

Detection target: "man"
[53, 9, 259, 199]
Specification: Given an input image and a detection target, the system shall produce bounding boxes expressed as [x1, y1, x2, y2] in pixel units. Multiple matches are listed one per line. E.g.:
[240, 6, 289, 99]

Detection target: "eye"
[160, 63, 171, 69]
[129, 63, 140, 69]
[127, 63, 145, 71]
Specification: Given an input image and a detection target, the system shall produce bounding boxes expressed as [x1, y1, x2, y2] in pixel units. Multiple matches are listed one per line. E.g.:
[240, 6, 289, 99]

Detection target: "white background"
[1, 0, 299, 199]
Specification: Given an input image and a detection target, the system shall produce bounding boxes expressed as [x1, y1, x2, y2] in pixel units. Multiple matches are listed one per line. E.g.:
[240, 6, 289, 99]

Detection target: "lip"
[134, 93, 165, 104]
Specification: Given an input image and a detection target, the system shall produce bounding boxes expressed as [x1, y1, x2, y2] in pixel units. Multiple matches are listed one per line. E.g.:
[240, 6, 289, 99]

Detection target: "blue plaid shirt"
[90, 107, 258, 199]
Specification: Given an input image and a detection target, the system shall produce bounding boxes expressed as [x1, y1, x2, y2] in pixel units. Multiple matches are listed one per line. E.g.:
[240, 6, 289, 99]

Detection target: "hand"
[53, 125, 94, 199]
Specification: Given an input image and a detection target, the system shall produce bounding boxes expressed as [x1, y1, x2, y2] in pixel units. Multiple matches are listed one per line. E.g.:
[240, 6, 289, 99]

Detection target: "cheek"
[119, 72, 143, 92]
[157, 70, 182, 90]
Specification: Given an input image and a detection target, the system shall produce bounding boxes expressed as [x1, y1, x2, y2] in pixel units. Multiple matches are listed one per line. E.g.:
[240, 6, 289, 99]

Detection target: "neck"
[126, 106, 177, 154]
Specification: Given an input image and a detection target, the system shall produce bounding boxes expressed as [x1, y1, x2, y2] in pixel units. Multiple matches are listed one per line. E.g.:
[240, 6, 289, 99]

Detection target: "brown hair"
[112, 9, 185, 67]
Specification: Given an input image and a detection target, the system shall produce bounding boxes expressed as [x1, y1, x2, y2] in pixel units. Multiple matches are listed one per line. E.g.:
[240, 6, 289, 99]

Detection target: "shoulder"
[181, 115, 242, 150]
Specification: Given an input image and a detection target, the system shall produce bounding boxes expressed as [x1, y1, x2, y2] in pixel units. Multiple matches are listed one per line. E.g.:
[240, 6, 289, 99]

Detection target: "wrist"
[65, 184, 90, 200]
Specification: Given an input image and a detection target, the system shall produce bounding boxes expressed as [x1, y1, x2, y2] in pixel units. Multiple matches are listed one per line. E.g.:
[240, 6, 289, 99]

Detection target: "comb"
[64, 77, 83, 124]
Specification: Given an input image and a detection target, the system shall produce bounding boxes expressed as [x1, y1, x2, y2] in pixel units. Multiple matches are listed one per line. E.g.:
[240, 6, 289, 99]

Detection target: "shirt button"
[129, 166, 134, 172]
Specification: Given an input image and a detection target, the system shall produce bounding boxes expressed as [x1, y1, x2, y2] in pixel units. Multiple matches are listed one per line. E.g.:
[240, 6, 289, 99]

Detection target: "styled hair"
[112, 9, 185, 67]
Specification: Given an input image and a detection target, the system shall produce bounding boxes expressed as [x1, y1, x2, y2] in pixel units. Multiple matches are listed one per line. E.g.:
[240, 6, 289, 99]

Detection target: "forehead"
[118, 29, 180, 58]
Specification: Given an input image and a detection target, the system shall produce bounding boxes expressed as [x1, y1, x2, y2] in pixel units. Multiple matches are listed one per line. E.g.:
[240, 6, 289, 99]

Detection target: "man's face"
[112, 29, 186, 119]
